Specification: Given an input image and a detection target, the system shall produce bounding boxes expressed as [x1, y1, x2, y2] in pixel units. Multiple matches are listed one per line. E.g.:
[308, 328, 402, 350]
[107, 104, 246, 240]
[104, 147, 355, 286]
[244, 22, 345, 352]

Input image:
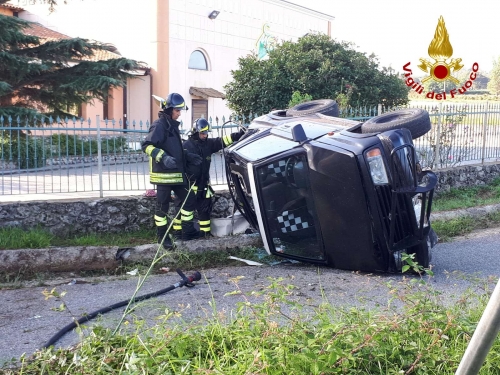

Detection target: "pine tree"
[0, 1, 143, 118]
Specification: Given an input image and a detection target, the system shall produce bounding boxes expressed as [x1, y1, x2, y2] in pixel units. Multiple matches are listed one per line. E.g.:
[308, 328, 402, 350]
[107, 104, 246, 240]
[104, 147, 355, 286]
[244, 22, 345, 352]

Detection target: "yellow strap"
[155, 149, 165, 162]
[181, 214, 194, 221]
[173, 218, 182, 230]
[200, 227, 211, 232]
[223, 134, 233, 146]
[154, 215, 167, 227]
[181, 209, 194, 221]
[192, 185, 198, 192]
[145, 145, 155, 156]
[199, 220, 211, 226]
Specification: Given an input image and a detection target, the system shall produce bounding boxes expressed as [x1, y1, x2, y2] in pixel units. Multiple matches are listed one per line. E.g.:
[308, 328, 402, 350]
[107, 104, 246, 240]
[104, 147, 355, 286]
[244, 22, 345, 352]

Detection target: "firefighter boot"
[181, 220, 202, 241]
[198, 219, 212, 238]
[155, 214, 173, 248]
[171, 218, 182, 240]
[157, 227, 173, 249]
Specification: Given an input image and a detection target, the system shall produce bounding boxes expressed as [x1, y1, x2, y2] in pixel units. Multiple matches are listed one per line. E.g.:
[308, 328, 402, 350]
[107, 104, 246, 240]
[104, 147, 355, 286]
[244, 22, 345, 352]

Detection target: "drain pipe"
[42, 269, 201, 349]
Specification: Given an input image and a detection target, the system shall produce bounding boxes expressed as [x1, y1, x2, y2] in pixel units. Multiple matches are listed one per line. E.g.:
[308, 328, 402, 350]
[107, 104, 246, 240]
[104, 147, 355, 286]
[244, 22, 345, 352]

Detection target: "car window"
[256, 153, 324, 260]
[235, 134, 297, 161]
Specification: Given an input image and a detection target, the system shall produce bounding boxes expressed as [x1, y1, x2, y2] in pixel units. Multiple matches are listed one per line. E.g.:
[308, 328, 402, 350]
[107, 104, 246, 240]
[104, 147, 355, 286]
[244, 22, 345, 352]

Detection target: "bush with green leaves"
[0, 132, 48, 169]
[49, 134, 128, 156]
[288, 91, 313, 108]
[225, 33, 409, 116]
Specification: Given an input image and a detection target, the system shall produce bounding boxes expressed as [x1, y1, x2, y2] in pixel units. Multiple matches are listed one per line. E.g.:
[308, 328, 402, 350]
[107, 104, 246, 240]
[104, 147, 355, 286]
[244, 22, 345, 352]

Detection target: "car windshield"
[235, 134, 297, 162]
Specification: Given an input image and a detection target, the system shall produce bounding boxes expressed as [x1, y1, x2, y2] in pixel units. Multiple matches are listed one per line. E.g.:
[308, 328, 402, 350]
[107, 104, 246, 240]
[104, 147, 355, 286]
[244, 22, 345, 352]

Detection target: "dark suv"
[224, 99, 438, 273]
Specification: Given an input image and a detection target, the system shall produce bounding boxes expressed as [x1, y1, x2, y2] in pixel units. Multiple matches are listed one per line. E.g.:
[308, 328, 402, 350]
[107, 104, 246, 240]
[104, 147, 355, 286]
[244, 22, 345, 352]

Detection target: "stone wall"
[0, 162, 499, 236]
[0, 191, 235, 236]
[434, 162, 500, 194]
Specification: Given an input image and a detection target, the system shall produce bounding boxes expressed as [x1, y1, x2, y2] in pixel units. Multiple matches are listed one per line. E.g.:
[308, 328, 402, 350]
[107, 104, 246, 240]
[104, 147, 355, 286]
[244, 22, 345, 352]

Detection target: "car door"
[252, 150, 326, 262]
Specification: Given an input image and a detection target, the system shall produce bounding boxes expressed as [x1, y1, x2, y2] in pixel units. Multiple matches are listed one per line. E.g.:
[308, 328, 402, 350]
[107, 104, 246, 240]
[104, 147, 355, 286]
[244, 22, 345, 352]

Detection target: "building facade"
[15, 0, 333, 125]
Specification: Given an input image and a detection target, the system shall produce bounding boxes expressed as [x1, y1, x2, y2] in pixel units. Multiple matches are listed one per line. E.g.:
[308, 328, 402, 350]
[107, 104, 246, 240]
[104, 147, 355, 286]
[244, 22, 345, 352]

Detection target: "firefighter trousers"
[154, 184, 189, 244]
[182, 185, 214, 238]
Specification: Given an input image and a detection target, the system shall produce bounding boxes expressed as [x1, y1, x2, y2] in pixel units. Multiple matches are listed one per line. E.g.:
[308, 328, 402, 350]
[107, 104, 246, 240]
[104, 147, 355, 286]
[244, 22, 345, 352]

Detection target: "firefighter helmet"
[192, 118, 211, 135]
[152, 93, 186, 110]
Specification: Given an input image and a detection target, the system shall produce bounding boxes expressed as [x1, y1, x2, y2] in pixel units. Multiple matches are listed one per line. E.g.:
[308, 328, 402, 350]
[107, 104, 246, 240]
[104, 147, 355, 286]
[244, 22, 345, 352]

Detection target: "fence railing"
[1, 102, 500, 197]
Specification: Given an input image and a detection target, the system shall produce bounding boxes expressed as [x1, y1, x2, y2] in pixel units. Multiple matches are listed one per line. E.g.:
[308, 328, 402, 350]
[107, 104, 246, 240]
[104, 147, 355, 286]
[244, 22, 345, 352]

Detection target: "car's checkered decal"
[277, 210, 310, 233]
[268, 160, 287, 177]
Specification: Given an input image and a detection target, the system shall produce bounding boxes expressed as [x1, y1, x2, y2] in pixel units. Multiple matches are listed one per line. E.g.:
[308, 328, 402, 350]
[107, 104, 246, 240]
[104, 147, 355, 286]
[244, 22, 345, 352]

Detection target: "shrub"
[0, 132, 48, 169]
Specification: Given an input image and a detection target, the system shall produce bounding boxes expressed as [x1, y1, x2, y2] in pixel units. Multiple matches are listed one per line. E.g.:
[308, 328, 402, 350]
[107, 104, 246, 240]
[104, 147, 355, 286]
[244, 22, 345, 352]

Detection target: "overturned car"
[224, 100, 438, 273]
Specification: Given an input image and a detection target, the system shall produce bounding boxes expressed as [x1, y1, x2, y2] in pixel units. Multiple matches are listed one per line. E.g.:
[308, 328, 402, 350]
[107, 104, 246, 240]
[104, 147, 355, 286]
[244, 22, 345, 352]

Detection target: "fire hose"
[42, 269, 201, 349]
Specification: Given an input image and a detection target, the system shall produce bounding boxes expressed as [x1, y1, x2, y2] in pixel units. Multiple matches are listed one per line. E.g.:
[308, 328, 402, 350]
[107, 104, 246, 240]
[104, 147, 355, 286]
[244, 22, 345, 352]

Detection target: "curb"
[0, 234, 264, 274]
[430, 203, 500, 221]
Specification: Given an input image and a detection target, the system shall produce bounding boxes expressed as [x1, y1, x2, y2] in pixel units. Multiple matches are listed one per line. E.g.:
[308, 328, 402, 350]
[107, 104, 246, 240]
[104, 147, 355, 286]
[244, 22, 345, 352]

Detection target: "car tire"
[286, 99, 339, 118]
[360, 108, 431, 139]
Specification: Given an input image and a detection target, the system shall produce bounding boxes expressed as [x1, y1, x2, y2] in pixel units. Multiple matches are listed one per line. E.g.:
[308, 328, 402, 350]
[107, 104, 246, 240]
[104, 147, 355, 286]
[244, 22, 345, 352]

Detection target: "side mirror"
[292, 124, 307, 142]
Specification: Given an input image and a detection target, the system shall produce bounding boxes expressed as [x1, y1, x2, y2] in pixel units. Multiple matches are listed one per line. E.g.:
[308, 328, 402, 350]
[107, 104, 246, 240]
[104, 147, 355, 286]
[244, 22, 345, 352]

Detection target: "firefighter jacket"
[183, 130, 244, 189]
[141, 112, 187, 185]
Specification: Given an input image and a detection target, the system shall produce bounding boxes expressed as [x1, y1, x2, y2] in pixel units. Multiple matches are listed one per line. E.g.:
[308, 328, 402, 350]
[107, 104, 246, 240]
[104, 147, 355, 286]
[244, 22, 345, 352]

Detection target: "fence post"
[377, 103, 382, 116]
[96, 115, 104, 198]
[455, 278, 500, 375]
[434, 102, 443, 169]
[481, 102, 489, 165]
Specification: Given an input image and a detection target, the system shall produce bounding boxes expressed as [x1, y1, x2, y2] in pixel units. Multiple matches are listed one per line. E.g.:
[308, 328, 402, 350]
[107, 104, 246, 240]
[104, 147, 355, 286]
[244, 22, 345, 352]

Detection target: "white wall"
[127, 75, 151, 124]
[169, 0, 331, 120]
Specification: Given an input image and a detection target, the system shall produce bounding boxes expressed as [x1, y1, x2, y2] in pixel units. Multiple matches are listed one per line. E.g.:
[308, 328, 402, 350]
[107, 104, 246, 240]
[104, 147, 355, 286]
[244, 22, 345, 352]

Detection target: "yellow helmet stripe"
[200, 125, 209, 132]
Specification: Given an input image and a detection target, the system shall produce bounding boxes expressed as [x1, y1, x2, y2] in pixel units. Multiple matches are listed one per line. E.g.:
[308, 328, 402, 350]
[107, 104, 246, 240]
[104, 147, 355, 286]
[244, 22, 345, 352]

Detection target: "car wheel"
[286, 99, 339, 117]
[360, 108, 431, 139]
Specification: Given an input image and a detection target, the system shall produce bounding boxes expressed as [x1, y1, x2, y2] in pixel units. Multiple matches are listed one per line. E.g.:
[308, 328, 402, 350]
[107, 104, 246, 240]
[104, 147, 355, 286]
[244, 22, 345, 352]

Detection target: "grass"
[433, 178, 500, 212]
[0, 227, 157, 250]
[1, 276, 499, 374]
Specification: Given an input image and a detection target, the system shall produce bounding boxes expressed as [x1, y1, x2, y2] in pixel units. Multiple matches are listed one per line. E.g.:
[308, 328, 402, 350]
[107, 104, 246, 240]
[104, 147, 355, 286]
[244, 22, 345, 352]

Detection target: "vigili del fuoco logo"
[403, 16, 479, 100]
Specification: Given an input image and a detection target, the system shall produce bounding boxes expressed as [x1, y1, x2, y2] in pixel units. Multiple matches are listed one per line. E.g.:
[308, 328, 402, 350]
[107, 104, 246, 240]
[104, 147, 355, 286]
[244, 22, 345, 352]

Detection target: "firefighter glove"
[186, 152, 202, 166]
[161, 155, 177, 169]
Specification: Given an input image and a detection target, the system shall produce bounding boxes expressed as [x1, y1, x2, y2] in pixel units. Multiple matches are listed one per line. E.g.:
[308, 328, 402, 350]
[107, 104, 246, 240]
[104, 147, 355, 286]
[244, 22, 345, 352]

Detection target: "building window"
[192, 99, 208, 124]
[188, 50, 208, 70]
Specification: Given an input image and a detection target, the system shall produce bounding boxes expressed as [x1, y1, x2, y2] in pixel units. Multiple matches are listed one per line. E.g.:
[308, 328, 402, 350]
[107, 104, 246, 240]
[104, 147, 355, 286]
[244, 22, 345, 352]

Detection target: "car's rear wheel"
[361, 108, 431, 139]
[286, 99, 339, 117]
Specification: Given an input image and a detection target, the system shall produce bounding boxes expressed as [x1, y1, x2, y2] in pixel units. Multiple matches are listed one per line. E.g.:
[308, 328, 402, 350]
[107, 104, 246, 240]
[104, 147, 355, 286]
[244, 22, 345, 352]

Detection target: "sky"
[288, 0, 500, 75]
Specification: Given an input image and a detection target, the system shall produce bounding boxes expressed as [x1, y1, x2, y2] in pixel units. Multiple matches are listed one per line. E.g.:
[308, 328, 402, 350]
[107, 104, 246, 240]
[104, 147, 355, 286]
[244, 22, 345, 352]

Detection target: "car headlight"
[366, 148, 388, 185]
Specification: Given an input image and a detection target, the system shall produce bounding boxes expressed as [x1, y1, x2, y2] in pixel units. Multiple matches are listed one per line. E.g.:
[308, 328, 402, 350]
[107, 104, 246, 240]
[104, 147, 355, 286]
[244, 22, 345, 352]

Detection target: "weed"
[2, 277, 498, 374]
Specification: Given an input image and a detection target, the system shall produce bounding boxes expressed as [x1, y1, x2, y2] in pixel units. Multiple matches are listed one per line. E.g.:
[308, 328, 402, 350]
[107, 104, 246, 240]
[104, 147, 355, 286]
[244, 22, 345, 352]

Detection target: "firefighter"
[182, 118, 245, 238]
[141, 93, 203, 247]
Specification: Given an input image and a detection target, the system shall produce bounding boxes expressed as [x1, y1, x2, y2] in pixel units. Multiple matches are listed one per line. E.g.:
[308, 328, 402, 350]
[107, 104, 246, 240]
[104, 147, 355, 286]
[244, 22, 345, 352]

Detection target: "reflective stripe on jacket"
[141, 112, 187, 185]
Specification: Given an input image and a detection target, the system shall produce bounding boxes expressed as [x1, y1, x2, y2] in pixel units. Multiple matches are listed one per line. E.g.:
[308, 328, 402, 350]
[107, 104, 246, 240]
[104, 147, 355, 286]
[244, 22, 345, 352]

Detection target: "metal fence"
[1, 102, 500, 197]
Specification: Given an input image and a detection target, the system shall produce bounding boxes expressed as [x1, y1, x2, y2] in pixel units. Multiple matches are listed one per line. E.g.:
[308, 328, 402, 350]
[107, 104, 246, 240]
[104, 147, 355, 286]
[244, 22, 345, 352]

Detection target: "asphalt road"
[0, 226, 499, 367]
